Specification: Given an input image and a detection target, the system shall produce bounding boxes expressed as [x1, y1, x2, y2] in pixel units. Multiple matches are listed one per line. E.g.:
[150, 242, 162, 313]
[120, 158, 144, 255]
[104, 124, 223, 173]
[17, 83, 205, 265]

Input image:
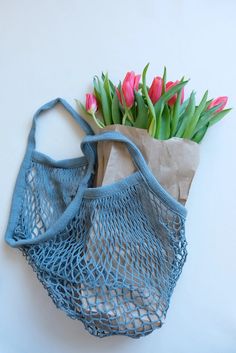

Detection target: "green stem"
[142, 63, 156, 137]
[91, 113, 105, 128]
[122, 112, 127, 125]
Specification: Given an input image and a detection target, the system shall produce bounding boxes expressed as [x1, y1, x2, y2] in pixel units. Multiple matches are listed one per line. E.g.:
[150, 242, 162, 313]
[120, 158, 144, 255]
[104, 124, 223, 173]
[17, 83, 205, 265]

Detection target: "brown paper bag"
[95, 125, 200, 205]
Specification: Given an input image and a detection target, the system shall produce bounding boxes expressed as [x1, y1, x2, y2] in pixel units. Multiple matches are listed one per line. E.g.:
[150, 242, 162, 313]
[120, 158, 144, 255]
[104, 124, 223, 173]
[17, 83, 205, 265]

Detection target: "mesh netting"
[14, 159, 88, 241]
[13, 158, 187, 338]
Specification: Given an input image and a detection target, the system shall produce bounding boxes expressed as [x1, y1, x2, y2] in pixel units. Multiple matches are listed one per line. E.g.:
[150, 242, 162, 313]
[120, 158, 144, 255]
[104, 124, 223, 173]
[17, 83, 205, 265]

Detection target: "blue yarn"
[5, 98, 187, 338]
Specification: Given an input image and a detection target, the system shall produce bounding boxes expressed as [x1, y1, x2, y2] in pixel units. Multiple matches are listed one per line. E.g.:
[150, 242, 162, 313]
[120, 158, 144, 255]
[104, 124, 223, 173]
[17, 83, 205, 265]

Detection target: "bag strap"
[5, 129, 186, 248]
[81, 130, 186, 217]
[27, 97, 94, 151]
[81, 131, 150, 179]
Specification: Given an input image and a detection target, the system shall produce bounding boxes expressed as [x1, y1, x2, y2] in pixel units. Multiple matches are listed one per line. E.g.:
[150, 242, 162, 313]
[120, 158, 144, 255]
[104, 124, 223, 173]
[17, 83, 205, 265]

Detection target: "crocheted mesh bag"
[5, 99, 187, 338]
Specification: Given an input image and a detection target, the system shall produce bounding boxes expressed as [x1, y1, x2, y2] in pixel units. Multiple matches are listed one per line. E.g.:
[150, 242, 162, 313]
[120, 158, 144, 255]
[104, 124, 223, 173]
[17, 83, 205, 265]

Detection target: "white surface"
[0, 0, 236, 352]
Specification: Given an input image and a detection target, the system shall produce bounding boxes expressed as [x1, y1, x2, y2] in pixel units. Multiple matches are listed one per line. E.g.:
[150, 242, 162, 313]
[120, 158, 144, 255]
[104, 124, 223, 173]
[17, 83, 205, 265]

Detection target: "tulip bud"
[123, 71, 135, 88]
[207, 96, 228, 113]
[134, 74, 141, 91]
[148, 76, 163, 104]
[116, 71, 141, 108]
[166, 80, 184, 107]
[85, 93, 98, 114]
[122, 81, 135, 108]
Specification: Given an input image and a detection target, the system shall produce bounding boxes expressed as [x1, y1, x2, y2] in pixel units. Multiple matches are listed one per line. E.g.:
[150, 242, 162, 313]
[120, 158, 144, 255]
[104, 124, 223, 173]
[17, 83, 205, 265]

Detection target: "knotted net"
[13, 154, 187, 338]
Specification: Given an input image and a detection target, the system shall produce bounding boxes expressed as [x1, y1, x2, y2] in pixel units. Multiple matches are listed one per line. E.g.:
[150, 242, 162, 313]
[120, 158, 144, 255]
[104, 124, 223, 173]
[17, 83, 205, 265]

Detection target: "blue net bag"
[5, 99, 187, 338]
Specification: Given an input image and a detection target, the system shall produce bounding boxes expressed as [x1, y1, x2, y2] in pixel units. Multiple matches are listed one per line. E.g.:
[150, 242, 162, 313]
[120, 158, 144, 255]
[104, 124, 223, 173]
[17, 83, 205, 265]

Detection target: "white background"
[0, 0, 236, 352]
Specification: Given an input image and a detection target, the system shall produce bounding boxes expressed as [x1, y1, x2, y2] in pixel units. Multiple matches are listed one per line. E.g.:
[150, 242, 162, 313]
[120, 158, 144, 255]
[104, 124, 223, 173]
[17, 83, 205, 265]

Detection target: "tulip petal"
[123, 71, 135, 88]
[85, 93, 98, 113]
[134, 74, 141, 91]
[154, 80, 188, 112]
[208, 96, 228, 112]
[122, 81, 134, 108]
[148, 76, 163, 104]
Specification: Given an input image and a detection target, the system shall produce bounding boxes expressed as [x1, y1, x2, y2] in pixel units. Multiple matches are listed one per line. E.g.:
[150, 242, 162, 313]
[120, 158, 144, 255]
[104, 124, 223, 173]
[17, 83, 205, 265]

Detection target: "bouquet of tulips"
[80, 63, 230, 143]
[78, 64, 231, 203]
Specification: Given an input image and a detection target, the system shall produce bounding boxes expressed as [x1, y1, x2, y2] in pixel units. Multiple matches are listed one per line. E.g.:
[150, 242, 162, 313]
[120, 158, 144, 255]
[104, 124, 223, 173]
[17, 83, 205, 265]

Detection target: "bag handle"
[5, 130, 186, 248]
[81, 130, 186, 217]
[81, 131, 151, 179]
[27, 97, 94, 150]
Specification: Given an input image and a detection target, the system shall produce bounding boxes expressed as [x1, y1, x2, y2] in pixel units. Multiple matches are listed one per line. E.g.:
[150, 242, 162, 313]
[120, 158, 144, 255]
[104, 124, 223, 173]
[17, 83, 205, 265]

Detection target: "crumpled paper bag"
[95, 125, 200, 204]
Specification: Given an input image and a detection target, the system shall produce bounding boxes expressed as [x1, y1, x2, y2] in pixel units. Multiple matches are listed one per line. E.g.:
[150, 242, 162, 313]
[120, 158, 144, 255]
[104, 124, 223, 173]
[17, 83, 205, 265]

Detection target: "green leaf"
[139, 83, 149, 91]
[154, 80, 188, 111]
[96, 76, 112, 125]
[192, 124, 209, 143]
[108, 79, 116, 94]
[170, 84, 185, 136]
[75, 100, 88, 116]
[75, 100, 104, 128]
[153, 80, 188, 139]
[102, 72, 116, 95]
[209, 108, 232, 126]
[120, 88, 134, 125]
[93, 88, 101, 106]
[203, 99, 213, 111]
[179, 97, 190, 116]
[103, 73, 113, 105]
[133, 91, 148, 128]
[116, 82, 124, 113]
[111, 92, 122, 124]
[155, 102, 164, 139]
[183, 90, 208, 138]
[193, 104, 223, 134]
[131, 104, 136, 120]
[153, 81, 188, 138]
[148, 117, 156, 138]
[157, 104, 170, 139]
[93, 76, 101, 102]
[125, 119, 132, 126]
[141, 63, 156, 137]
[174, 98, 190, 134]
[162, 66, 167, 94]
[176, 91, 196, 138]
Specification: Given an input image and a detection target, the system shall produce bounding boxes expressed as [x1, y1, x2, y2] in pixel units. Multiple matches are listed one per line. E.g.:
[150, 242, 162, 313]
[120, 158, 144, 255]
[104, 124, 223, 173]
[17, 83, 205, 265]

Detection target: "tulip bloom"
[148, 76, 163, 104]
[85, 93, 98, 114]
[116, 71, 141, 108]
[207, 96, 228, 113]
[166, 80, 184, 107]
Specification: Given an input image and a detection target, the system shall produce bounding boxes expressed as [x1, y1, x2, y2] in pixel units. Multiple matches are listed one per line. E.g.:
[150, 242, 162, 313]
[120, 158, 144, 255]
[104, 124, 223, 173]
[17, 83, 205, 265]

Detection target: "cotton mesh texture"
[13, 160, 187, 338]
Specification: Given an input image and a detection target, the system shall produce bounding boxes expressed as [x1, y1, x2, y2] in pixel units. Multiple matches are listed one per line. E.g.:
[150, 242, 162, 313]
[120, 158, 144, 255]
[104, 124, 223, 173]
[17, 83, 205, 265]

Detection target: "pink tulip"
[121, 80, 135, 108]
[207, 96, 228, 113]
[166, 80, 184, 107]
[116, 71, 141, 108]
[85, 93, 98, 114]
[148, 76, 163, 104]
